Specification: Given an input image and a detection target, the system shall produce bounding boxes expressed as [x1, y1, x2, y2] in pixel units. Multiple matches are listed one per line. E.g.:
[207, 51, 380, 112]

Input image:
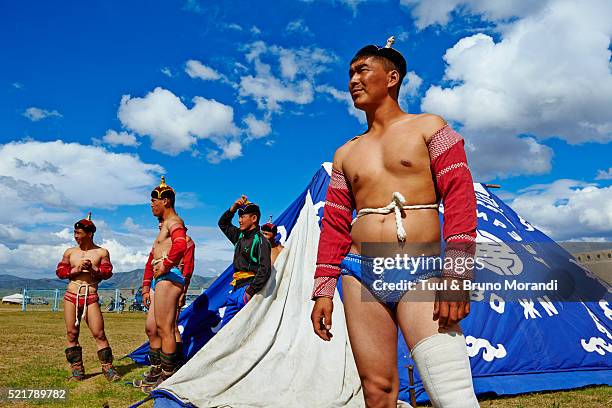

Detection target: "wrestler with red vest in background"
[310, 37, 479, 407]
[138, 177, 192, 389]
[55, 213, 120, 382]
[135, 215, 195, 388]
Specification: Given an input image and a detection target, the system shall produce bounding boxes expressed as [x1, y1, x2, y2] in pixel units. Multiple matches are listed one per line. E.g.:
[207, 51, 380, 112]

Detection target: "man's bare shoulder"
[164, 216, 186, 232]
[415, 114, 448, 143]
[95, 247, 110, 258]
[333, 136, 361, 170]
[63, 247, 76, 258]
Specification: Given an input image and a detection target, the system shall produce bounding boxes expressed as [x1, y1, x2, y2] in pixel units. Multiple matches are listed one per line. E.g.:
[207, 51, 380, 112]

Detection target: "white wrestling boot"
[411, 332, 480, 408]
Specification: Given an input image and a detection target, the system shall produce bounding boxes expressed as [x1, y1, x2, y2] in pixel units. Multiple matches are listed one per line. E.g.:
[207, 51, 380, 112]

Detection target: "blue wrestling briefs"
[152, 267, 185, 290]
[340, 253, 442, 307]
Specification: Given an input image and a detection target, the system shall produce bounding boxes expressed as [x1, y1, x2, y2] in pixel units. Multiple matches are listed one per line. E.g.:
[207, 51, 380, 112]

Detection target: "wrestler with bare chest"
[139, 177, 192, 389]
[55, 214, 120, 382]
[310, 38, 479, 407]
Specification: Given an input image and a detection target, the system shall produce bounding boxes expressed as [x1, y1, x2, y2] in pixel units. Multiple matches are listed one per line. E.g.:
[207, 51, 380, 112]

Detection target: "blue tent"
[130, 163, 612, 406]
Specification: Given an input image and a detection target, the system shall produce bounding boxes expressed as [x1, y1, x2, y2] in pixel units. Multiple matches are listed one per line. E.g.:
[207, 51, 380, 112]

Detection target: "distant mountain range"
[0, 270, 215, 297]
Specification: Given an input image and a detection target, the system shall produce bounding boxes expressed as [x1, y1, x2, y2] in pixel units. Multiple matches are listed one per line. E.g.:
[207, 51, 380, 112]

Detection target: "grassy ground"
[0, 308, 610, 407]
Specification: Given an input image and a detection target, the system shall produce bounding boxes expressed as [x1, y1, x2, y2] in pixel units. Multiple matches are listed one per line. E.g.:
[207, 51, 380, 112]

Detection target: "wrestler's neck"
[78, 240, 96, 251]
[364, 98, 405, 133]
[160, 208, 178, 220]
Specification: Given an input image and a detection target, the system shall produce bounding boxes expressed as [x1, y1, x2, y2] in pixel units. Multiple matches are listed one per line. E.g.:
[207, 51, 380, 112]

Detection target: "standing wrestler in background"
[136, 215, 195, 388]
[55, 213, 120, 382]
[140, 177, 190, 387]
[310, 37, 479, 407]
[261, 217, 284, 264]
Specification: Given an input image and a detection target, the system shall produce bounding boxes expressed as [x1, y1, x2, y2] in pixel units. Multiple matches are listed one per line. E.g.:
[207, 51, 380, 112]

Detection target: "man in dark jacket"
[218, 195, 272, 328]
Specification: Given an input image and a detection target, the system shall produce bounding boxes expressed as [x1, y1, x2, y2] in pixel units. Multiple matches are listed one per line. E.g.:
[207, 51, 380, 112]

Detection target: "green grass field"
[0, 308, 609, 407]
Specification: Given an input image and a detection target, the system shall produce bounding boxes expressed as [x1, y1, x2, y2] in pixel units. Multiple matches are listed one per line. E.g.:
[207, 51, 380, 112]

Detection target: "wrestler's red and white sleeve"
[91, 255, 113, 280]
[428, 125, 477, 279]
[312, 168, 355, 299]
[180, 237, 195, 291]
[56, 258, 72, 280]
[56, 252, 78, 279]
[142, 251, 154, 293]
[163, 224, 187, 268]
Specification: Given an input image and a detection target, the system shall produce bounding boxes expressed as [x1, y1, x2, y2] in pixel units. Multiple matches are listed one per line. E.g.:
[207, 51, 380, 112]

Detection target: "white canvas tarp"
[157, 193, 365, 407]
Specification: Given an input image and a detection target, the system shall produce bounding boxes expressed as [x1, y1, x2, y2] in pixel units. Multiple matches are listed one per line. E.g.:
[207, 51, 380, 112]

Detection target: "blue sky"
[1, 0, 611, 278]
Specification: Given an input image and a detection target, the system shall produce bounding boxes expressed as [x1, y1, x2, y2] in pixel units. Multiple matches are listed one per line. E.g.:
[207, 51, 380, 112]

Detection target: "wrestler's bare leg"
[64, 300, 80, 347]
[83, 302, 111, 350]
[396, 277, 461, 349]
[146, 289, 162, 349]
[343, 275, 399, 408]
[154, 280, 183, 355]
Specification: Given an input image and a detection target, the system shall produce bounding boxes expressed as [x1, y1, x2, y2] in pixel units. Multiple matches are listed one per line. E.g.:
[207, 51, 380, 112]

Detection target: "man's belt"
[231, 271, 256, 286]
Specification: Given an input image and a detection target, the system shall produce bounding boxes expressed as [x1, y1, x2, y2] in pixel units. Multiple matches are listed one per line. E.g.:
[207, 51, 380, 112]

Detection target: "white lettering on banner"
[523, 244, 550, 269]
[581, 338, 612, 356]
[508, 231, 523, 242]
[493, 219, 507, 229]
[599, 300, 612, 320]
[490, 293, 505, 314]
[465, 336, 507, 362]
[519, 299, 542, 319]
[537, 296, 558, 317]
[519, 215, 535, 231]
[211, 307, 227, 334]
[580, 303, 612, 355]
[470, 289, 484, 302]
[313, 201, 325, 223]
[477, 210, 488, 222]
[277, 225, 287, 245]
[475, 191, 503, 215]
[477, 231, 524, 276]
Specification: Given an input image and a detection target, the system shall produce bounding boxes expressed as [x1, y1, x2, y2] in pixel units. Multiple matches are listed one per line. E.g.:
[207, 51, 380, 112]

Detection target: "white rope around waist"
[74, 283, 90, 327]
[352, 192, 438, 242]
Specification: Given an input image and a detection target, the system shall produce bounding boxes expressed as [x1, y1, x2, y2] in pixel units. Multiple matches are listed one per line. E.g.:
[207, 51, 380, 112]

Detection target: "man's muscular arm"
[423, 114, 477, 327]
[311, 143, 354, 341]
[154, 220, 187, 278]
[142, 251, 154, 294]
[56, 248, 77, 279]
[91, 249, 113, 280]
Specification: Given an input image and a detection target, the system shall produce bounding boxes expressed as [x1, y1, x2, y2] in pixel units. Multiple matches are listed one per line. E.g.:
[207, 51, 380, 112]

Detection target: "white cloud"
[206, 140, 243, 163]
[285, 19, 313, 36]
[23, 107, 62, 121]
[0, 140, 163, 226]
[420, 0, 612, 144]
[510, 180, 612, 241]
[243, 114, 272, 139]
[185, 59, 222, 81]
[595, 168, 612, 181]
[239, 41, 336, 113]
[399, 70, 424, 108]
[161, 67, 173, 77]
[401, 0, 543, 29]
[102, 129, 139, 147]
[225, 23, 243, 31]
[464, 131, 553, 181]
[182, 0, 203, 13]
[251, 26, 262, 35]
[12, 82, 23, 89]
[316, 84, 366, 124]
[118, 87, 239, 158]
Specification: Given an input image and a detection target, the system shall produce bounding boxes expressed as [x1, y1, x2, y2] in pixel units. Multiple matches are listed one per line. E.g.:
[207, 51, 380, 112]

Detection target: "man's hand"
[311, 297, 334, 341]
[143, 291, 151, 308]
[230, 195, 248, 212]
[433, 277, 471, 328]
[77, 259, 91, 272]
